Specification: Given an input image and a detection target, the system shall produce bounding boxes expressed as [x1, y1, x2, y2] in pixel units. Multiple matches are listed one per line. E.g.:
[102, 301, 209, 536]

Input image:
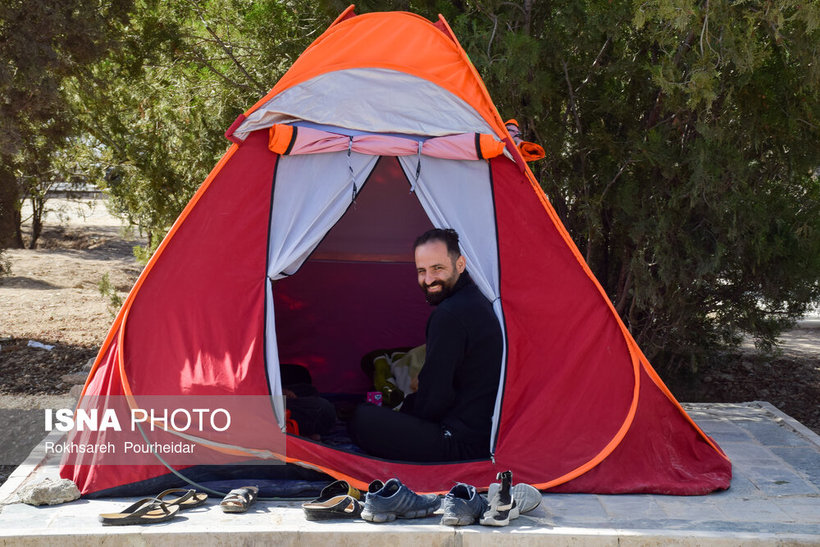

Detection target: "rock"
[84, 357, 95, 370]
[17, 478, 80, 506]
[60, 372, 88, 385]
[69, 384, 84, 402]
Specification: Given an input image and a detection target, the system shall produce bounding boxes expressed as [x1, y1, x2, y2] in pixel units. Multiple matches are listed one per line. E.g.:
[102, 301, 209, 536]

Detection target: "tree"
[63, 0, 819, 374]
[66, 0, 331, 253]
[0, 0, 132, 250]
[14, 133, 107, 248]
[450, 0, 820, 371]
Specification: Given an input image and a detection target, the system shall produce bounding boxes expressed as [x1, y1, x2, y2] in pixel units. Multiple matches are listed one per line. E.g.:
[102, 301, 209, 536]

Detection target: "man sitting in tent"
[349, 228, 503, 461]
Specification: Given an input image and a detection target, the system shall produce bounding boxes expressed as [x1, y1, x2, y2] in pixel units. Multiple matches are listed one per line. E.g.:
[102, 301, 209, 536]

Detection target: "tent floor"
[1, 402, 819, 546]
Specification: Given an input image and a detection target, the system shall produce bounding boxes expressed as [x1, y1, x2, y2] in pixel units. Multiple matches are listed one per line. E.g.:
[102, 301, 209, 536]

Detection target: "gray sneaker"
[440, 483, 489, 526]
[361, 478, 440, 523]
[480, 470, 518, 526]
[487, 481, 542, 514]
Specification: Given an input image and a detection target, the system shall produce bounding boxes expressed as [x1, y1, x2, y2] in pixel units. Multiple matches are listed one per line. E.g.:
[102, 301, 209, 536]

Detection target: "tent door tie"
[410, 141, 422, 193]
[347, 137, 358, 202]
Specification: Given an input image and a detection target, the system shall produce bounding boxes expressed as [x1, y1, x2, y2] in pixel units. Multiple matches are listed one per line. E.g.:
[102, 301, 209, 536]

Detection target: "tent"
[60, 7, 731, 497]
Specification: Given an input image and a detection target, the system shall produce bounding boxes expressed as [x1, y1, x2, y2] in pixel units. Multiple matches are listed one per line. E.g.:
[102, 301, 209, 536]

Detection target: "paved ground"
[0, 401, 818, 545]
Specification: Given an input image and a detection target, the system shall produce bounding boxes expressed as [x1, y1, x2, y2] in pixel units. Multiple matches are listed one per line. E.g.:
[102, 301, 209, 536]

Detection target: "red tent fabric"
[61, 8, 731, 496]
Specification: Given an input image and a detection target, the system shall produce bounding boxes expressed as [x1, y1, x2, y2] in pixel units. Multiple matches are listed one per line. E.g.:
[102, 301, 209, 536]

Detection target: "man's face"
[415, 240, 465, 305]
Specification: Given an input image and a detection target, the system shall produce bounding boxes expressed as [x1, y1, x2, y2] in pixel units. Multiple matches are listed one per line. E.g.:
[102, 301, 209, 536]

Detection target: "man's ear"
[456, 255, 466, 273]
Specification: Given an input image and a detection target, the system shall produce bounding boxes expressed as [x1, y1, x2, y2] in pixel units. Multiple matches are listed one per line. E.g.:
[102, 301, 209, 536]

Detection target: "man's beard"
[422, 280, 455, 305]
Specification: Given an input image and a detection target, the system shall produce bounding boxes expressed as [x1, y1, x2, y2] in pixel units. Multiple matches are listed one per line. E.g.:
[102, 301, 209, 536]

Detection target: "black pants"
[348, 403, 488, 462]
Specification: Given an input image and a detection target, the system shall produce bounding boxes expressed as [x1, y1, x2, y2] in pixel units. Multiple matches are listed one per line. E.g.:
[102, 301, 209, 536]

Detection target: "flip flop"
[156, 488, 208, 510]
[220, 486, 259, 513]
[303, 495, 362, 520]
[99, 498, 180, 526]
[302, 480, 363, 520]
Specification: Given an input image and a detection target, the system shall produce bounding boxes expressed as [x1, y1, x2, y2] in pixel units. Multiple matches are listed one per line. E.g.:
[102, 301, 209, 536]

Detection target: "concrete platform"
[1, 401, 818, 545]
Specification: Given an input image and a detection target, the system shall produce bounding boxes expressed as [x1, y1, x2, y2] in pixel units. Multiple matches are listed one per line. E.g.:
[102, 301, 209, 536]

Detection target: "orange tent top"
[245, 7, 509, 140]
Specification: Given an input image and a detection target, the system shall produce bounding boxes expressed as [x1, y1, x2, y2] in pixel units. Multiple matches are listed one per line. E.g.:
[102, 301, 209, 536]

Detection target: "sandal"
[220, 486, 259, 513]
[302, 480, 363, 520]
[157, 488, 208, 510]
[99, 498, 179, 526]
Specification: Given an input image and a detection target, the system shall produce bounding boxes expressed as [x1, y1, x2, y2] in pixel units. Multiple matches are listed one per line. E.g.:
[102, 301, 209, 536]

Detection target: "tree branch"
[185, 0, 265, 94]
[615, 264, 633, 316]
[700, 0, 709, 56]
[644, 30, 695, 129]
[576, 36, 612, 94]
[188, 49, 253, 91]
[488, 13, 498, 59]
[523, 0, 533, 34]
[499, 2, 527, 18]
[600, 158, 633, 201]
[472, 1, 500, 58]
[561, 58, 583, 135]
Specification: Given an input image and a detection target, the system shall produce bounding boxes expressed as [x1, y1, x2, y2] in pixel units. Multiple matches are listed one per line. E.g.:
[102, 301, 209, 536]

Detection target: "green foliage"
[98, 272, 124, 315]
[452, 0, 820, 371]
[8, 0, 816, 375]
[13, 132, 105, 247]
[0, 0, 132, 248]
[66, 0, 331, 253]
[0, 0, 131, 157]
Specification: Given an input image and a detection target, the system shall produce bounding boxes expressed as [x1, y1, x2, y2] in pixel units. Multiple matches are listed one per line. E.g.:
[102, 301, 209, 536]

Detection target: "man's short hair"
[413, 228, 461, 259]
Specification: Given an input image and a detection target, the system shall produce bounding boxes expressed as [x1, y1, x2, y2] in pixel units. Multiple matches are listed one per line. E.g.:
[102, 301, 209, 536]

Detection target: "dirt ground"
[0, 198, 144, 348]
[1, 197, 818, 487]
[0, 198, 146, 484]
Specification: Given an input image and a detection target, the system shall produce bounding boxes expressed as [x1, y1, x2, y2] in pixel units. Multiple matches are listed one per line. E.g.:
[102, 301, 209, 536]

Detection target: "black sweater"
[402, 273, 503, 445]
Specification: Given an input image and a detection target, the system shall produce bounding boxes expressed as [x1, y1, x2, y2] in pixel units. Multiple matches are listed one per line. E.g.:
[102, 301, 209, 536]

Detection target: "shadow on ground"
[0, 410, 45, 485]
[0, 339, 95, 396]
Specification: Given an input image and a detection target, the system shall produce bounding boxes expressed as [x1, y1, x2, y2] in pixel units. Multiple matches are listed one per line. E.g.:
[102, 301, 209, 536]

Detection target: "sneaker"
[440, 483, 489, 526]
[361, 478, 440, 523]
[480, 470, 519, 526]
[487, 481, 542, 514]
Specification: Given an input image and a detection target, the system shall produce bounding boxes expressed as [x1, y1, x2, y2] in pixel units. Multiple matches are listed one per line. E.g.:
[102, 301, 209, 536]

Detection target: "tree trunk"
[28, 196, 44, 249]
[14, 208, 25, 248]
[0, 168, 23, 249]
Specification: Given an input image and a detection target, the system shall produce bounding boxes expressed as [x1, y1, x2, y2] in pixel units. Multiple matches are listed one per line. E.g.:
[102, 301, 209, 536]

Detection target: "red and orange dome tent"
[61, 6, 730, 497]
